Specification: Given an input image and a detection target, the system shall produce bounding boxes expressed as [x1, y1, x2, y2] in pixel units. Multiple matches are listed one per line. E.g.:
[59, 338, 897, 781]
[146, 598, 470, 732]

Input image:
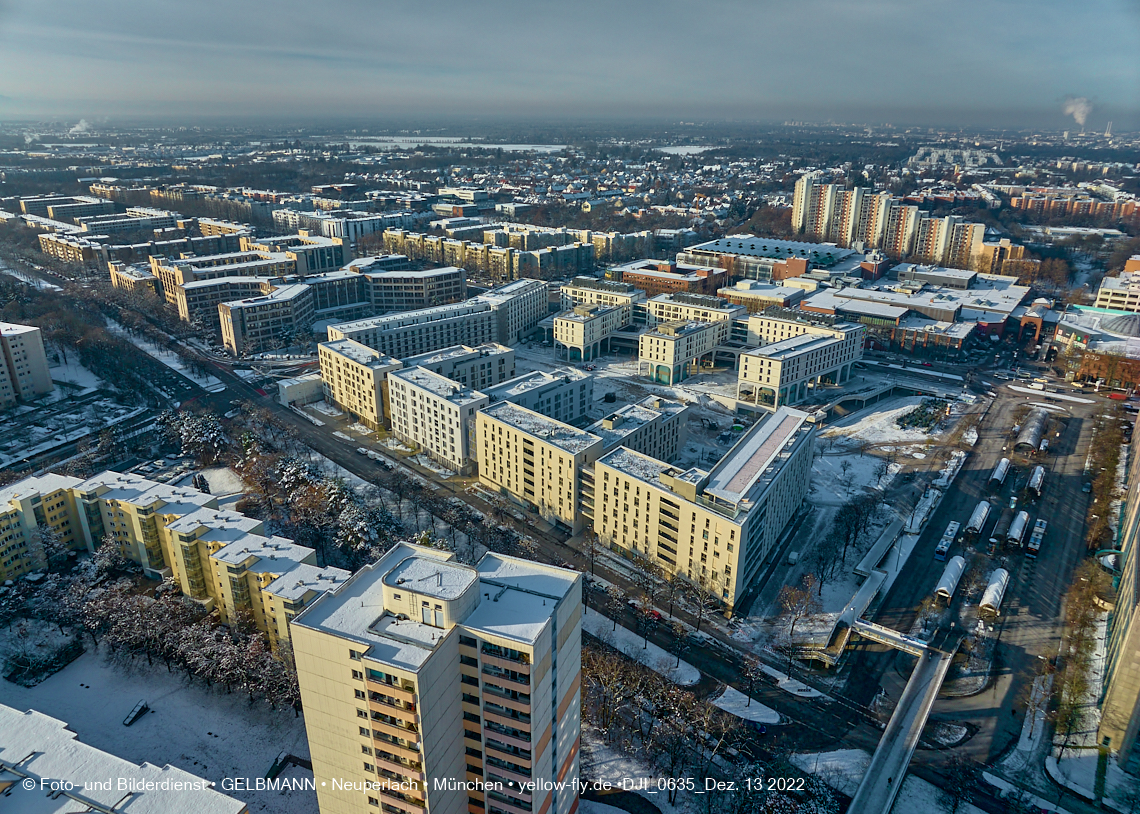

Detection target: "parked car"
[1083, 482, 1093, 493]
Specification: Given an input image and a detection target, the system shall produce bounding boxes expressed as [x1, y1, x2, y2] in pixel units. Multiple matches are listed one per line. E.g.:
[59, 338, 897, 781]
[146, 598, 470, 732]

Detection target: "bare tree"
[777, 575, 821, 642]
[605, 584, 625, 631]
[942, 753, 980, 813]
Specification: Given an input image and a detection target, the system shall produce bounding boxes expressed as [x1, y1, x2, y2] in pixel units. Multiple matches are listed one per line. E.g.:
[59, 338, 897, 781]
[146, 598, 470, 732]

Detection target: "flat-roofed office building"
[319, 339, 403, 430]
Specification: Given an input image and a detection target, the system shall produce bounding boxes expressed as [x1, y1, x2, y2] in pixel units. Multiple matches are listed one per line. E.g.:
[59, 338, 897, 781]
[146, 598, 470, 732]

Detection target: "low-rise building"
[679, 236, 863, 282]
[592, 406, 814, 610]
[388, 367, 489, 474]
[637, 320, 721, 385]
[1096, 272, 1140, 314]
[318, 339, 402, 430]
[0, 321, 53, 408]
[477, 402, 604, 533]
[291, 543, 582, 814]
[553, 304, 626, 362]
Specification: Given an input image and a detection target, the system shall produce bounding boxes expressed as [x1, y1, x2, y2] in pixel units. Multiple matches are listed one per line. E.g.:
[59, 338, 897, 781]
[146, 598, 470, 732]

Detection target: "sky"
[0, 0, 1137, 130]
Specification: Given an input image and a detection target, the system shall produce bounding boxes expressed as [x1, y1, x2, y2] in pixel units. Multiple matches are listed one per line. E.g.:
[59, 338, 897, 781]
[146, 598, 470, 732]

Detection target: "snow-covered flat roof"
[211, 536, 314, 575]
[320, 338, 398, 368]
[391, 367, 486, 405]
[0, 473, 82, 507]
[480, 402, 602, 454]
[384, 555, 477, 601]
[403, 342, 511, 367]
[745, 332, 843, 361]
[75, 471, 217, 515]
[0, 704, 248, 814]
[597, 446, 673, 486]
[264, 563, 350, 603]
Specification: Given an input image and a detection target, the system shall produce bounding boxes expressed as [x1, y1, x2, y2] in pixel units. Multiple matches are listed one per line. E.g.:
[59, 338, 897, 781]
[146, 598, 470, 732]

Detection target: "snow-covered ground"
[709, 686, 780, 724]
[583, 608, 700, 686]
[0, 260, 62, 291]
[792, 750, 987, 814]
[175, 466, 247, 497]
[0, 645, 314, 814]
[821, 396, 933, 448]
[104, 319, 226, 393]
[49, 356, 104, 392]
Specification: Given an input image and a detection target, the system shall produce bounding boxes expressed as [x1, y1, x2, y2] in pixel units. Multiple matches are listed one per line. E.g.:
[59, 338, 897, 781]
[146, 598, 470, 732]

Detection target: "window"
[362, 745, 373, 755]
[360, 726, 370, 737]
[357, 709, 368, 719]
[350, 649, 363, 661]
[355, 689, 366, 700]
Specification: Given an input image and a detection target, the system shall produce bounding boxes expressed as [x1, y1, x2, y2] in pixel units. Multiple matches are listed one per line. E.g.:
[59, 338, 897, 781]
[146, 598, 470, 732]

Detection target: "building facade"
[737, 323, 864, 409]
[402, 344, 516, 390]
[552, 305, 626, 363]
[0, 322, 53, 408]
[291, 543, 582, 814]
[637, 321, 721, 385]
[319, 339, 403, 430]
[388, 368, 489, 475]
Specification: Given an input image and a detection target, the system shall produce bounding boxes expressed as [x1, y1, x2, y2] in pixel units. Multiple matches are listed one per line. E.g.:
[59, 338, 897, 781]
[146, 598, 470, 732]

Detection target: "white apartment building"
[388, 368, 489, 475]
[558, 276, 646, 325]
[484, 370, 594, 425]
[737, 323, 864, 409]
[291, 543, 582, 814]
[0, 322, 53, 408]
[552, 304, 626, 362]
[585, 396, 689, 464]
[645, 293, 745, 343]
[477, 402, 604, 533]
[319, 339, 403, 430]
[328, 302, 499, 359]
[637, 320, 721, 385]
[403, 343, 516, 390]
[591, 406, 815, 610]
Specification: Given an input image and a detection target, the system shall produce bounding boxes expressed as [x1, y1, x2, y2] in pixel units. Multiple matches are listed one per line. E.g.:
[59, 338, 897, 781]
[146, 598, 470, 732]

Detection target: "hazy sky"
[1, 0, 1137, 130]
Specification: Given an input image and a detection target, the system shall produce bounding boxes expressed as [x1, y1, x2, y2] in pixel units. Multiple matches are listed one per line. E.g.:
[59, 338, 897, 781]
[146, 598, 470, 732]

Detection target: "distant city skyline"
[0, 0, 1137, 130]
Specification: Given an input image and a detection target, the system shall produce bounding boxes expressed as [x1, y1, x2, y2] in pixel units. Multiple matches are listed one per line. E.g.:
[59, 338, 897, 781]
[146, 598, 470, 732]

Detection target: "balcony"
[375, 756, 424, 782]
[485, 761, 532, 787]
[481, 690, 530, 715]
[370, 692, 415, 715]
[367, 676, 416, 703]
[370, 714, 418, 741]
[483, 726, 530, 751]
[488, 792, 533, 814]
[372, 735, 421, 762]
[481, 653, 530, 673]
[481, 671, 530, 693]
[378, 789, 426, 814]
[483, 708, 530, 732]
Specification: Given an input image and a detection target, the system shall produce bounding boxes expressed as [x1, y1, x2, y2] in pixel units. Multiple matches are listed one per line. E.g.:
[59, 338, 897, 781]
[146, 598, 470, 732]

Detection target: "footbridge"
[847, 632, 964, 814]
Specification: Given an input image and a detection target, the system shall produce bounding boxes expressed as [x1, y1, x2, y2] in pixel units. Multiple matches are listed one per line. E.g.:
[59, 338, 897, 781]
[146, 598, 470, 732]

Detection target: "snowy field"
[0, 260, 62, 291]
[0, 646, 315, 814]
[583, 608, 700, 686]
[49, 356, 104, 392]
[821, 395, 934, 449]
[174, 466, 247, 497]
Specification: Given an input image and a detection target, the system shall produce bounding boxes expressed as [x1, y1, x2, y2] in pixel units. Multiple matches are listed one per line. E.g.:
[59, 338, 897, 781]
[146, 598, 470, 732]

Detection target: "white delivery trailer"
[1007, 511, 1031, 547]
[966, 500, 992, 534]
[980, 569, 1011, 617]
[989, 457, 1011, 486]
[1028, 465, 1045, 498]
[934, 556, 967, 603]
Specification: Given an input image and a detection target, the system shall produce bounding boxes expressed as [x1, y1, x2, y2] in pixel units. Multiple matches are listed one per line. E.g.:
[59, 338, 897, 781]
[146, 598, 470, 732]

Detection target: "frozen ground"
[174, 466, 247, 497]
[583, 608, 700, 686]
[709, 686, 780, 724]
[0, 645, 314, 814]
[821, 396, 933, 449]
[0, 259, 62, 291]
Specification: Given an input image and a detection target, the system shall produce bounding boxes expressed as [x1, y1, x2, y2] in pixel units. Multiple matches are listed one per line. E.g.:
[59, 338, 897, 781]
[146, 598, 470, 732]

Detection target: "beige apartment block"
[645, 293, 745, 343]
[1096, 272, 1140, 313]
[319, 339, 403, 430]
[558, 277, 646, 324]
[585, 396, 689, 464]
[0, 321, 53, 408]
[0, 469, 348, 646]
[291, 542, 582, 814]
[388, 368, 489, 475]
[552, 304, 625, 363]
[479, 279, 549, 344]
[637, 320, 720, 385]
[220, 283, 316, 355]
[591, 406, 814, 610]
[484, 370, 594, 426]
[364, 266, 468, 312]
[403, 343, 516, 390]
[737, 322, 864, 409]
[477, 402, 603, 534]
